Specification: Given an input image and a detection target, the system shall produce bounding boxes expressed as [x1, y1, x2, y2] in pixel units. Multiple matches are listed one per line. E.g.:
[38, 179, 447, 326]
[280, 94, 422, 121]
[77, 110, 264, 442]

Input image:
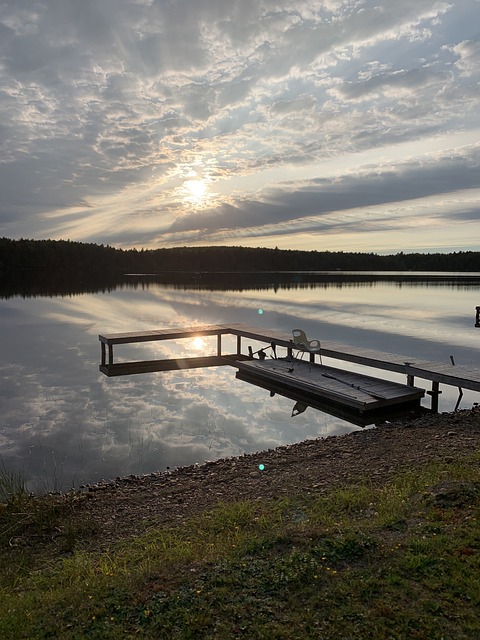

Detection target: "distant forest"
[1, 237, 480, 276]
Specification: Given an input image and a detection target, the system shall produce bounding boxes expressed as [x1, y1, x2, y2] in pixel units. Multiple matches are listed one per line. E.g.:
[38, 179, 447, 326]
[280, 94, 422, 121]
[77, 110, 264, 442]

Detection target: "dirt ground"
[71, 407, 480, 548]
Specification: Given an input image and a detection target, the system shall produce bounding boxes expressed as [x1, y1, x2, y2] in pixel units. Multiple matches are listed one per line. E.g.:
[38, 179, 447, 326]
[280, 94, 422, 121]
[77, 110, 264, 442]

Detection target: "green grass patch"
[1, 457, 479, 638]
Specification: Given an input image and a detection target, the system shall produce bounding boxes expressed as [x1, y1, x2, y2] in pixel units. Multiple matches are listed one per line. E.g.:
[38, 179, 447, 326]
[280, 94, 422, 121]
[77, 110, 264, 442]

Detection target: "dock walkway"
[99, 323, 480, 414]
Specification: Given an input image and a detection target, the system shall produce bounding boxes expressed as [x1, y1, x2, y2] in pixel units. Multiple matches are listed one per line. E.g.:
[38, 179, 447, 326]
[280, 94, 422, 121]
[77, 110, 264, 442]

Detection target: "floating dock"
[235, 358, 424, 415]
[99, 323, 480, 419]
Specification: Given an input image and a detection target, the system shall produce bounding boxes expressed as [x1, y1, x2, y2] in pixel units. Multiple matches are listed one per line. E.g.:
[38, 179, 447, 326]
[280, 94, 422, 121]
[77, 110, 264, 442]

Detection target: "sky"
[0, 0, 479, 253]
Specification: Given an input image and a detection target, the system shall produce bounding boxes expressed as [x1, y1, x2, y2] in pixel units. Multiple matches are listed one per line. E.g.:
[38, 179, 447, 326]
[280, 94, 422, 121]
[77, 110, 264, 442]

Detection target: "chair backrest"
[292, 329, 308, 347]
[292, 328, 321, 354]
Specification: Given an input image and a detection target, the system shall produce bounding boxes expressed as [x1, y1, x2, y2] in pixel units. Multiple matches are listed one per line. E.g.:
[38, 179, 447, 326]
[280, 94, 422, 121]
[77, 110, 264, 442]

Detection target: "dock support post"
[217, 334, 222, 357]
[236, 335, 242, 356]
[310, 353, 315, 364]
[404, 363, 414, 387]
[108, 344, 114, 367]
[101, 342, 106, 367]
[475, 306, 480, 328]
[427, 381, 441, 413]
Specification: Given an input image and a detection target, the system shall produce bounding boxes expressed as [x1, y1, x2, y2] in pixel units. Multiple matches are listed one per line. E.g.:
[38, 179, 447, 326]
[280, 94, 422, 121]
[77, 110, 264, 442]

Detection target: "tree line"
[1, 237, 479, 276]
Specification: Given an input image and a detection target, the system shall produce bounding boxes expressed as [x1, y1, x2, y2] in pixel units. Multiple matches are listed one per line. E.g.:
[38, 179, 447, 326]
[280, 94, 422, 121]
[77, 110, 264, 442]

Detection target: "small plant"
[0, 461, 27, 507]
[0, 462, 31, 548]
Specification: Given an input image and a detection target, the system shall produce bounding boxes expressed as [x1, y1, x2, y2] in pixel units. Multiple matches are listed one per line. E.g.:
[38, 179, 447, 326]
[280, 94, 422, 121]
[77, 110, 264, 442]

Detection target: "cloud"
[333, 67, 452, 102]
[166, 144, 480, 239]
[0, 0, 479, 250]
[450, 39, 480, 76]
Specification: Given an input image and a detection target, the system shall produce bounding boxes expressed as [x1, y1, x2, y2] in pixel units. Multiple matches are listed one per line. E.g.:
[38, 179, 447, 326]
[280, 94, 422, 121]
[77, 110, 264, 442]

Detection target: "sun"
[175, 166, 217, 209]
[184, 179, 207, 202]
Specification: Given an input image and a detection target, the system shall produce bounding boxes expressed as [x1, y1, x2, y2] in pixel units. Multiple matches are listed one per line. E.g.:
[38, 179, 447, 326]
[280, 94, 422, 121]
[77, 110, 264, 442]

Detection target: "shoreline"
[71, 407, 480, 549]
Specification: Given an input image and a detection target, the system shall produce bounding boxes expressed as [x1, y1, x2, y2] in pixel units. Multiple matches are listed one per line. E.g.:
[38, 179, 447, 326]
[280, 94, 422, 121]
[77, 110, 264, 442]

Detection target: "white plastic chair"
[292, 329, 322, 364]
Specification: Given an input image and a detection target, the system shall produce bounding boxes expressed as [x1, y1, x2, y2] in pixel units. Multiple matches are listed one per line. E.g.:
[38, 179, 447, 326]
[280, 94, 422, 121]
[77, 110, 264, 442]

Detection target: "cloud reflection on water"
[1, 276, 478, 490]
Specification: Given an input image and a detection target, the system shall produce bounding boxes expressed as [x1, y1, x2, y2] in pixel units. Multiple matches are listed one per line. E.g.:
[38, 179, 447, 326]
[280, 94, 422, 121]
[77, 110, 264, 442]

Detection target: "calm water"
[1, 273, 479, 491]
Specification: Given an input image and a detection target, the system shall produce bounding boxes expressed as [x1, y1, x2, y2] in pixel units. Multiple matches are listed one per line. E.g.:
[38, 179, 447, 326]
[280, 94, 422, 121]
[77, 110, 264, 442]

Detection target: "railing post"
[287, 340, 293, 358]
[405, 362, 414, 387]
[237, 335, 241, 356]
[217, 334, 222, 357]
[427, 381, 441, 413]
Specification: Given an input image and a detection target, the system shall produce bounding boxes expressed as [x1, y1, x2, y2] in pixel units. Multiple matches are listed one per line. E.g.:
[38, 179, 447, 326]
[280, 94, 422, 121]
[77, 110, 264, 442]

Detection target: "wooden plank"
[320, 342, 414, 374]
[296, 340, 480, 391]
[100, 353, 251, 377]
[99, 324, 232, 345]
[405, 362, 480, 392]
[99, 355, 231, 377]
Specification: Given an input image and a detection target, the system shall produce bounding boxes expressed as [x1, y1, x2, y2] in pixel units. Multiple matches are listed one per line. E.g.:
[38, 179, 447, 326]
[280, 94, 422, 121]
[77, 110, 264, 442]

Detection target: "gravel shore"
[68, 407, 480, 548]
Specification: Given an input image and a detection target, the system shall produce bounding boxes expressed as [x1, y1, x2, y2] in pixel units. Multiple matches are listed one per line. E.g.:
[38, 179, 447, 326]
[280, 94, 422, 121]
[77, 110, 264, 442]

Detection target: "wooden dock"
[99, 323, 480, 416]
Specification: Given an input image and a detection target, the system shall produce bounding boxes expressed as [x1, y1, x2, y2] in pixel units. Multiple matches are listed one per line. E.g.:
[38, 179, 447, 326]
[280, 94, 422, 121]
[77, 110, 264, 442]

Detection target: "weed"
[0, 461, 27, 506]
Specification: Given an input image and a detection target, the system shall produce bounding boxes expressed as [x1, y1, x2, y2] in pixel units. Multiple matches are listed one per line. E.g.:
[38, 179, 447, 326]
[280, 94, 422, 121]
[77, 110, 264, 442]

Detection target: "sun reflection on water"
[192, 336, 207, 351]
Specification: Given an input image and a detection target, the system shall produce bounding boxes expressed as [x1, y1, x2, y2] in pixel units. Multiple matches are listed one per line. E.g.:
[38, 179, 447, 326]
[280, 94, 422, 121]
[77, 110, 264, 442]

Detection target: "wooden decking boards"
[234, 359, 424, 413]
[235, 362, 424, 427]
[99, 323, 480, 415]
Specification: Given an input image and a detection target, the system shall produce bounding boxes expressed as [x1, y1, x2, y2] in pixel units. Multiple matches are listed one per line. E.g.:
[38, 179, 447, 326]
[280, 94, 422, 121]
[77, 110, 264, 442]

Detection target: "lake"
[1, 272, 479, 491]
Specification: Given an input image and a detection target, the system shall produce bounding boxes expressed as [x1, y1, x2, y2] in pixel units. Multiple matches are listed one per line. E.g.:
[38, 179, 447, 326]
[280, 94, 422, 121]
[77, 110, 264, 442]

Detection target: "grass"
[1, 455, 479, 639]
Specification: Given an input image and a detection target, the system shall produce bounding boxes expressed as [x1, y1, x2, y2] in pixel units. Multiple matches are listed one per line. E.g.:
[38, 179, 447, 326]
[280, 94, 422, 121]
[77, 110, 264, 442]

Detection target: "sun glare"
[185, 179, 207, 202]
[192, 337, 206, 351]
[173, 164, 220, 209]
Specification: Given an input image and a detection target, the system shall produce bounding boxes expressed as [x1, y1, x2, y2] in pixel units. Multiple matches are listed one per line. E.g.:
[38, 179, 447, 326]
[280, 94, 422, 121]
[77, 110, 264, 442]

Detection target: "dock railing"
[99, 323, 480, 412]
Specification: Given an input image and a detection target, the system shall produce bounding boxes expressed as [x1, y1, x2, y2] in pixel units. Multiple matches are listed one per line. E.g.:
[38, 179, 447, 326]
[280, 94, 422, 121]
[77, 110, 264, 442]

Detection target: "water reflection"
[2, 270, 480, 299]
[1, 273, 479, 491]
